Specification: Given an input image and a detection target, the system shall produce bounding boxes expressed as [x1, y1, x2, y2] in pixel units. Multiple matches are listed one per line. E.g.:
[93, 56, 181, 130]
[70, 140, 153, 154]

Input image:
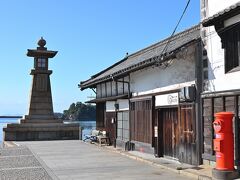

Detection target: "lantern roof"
[27, 37, 58, 58]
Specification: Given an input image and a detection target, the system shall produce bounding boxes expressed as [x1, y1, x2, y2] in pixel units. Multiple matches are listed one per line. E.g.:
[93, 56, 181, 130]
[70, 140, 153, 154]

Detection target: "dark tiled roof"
[80, 24, 200, 90]
[202, 2, 240, 27]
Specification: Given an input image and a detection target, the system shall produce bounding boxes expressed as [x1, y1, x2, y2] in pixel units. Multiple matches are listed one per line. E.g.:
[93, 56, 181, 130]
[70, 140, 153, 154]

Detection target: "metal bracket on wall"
[91, 88, 96, 94]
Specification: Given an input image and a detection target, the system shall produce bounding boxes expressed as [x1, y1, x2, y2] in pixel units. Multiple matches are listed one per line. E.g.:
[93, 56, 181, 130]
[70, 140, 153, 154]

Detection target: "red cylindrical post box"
[213, 112, 234, 171]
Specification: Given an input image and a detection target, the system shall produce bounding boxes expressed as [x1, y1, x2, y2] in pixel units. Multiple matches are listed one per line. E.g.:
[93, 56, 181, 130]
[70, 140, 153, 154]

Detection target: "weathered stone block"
[4, 124, 81, 141]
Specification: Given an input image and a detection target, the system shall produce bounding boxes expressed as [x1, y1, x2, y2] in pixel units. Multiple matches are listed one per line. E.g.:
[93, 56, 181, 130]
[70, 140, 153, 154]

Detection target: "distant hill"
[62, 102, 96, 121]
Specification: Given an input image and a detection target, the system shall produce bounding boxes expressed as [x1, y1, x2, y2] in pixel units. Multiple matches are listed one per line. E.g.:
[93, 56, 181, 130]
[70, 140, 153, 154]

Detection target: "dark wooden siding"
[154, 109, 163, 157]
[96, 102, 105, 129]
[106, 82, 112, 97]
[117, 78, 124, 95]
[239, 96, 240, 117]
[222, 22, 240, 73]
[130, 99, 152, 144]
[112, 81, 117, 96]
[179, 104, 196, 164]
[95, 75, 130, 99]
[123, 77, 129, 94]
[160, 108, 179, 158]
[105, 112, 116, 145]
[96, 84, 101, 98]
[202, 94, 240, 165]
[155, 104, 197, 164]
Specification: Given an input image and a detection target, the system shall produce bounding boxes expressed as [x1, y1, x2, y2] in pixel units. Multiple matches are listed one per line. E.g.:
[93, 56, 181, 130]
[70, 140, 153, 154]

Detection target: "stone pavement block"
[0, 147, 31, 156]
[0, 145, 58, 180]
[0, 167, 52, 180]
[0, 155, 41, 169]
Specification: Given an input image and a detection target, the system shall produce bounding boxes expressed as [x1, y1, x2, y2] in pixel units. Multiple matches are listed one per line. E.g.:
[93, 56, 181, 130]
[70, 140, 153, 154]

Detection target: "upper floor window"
[37, 58, 46, 68]
[222, 22, 240, 73]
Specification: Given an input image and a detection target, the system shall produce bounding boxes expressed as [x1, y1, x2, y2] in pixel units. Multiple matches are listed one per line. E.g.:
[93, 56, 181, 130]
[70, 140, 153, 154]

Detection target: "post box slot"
[214, 139, 222, 152]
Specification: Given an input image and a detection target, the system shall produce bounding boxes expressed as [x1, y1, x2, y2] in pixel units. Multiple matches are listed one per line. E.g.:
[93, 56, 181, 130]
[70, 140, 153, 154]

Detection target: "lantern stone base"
[3, 119, 80, 141]
[212, 168, 239, 180]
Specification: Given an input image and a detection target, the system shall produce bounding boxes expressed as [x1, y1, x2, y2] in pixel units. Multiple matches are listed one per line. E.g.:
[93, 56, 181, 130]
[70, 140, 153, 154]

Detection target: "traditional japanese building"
[201, 1, 240, 168]
[80, 25, 203, 165]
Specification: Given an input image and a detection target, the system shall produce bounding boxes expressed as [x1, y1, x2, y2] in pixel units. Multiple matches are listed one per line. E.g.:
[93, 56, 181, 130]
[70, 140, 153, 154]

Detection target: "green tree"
[63, 102, 96, 121]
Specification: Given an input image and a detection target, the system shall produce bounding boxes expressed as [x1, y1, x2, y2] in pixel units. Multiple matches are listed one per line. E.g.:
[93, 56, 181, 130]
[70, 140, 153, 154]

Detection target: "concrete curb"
[118, 151, 199, 179]
[99, 144, 212, 180]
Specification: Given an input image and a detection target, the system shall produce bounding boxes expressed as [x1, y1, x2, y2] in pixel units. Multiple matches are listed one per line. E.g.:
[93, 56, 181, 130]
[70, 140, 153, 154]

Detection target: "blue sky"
[0, 0, 199, 115]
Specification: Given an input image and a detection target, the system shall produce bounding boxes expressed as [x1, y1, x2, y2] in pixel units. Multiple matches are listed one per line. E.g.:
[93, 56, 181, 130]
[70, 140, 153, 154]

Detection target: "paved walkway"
[0, 145, 53, 180]
[17, 140, 193, 180]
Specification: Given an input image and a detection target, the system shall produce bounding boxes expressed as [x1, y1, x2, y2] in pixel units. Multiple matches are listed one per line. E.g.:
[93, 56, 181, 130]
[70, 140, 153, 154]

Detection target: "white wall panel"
[117, 99, 129, 111]
[203, 0, 240, 92]
[106, 101, 115, 112]
[131, 46, 196, 96]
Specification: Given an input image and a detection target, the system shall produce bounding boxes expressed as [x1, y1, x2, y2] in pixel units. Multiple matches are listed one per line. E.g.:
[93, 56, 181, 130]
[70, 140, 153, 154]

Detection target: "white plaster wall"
[207, 0, 239, 17]
[204, 0, 240, 92]
[130, 46, 196, 96]
[106, 101, 115, 112]
[205, 29, 240, 92]
[117, 99, 129, 111]
[106, 100, 129, 112]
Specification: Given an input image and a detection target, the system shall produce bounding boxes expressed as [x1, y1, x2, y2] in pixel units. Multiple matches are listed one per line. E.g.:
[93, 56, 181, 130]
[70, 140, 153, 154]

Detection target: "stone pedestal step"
[5, 123, 79, 130]
[24, 115, 55, 120]
[20, 119, 63, 124]
[3, 123, 81, 141]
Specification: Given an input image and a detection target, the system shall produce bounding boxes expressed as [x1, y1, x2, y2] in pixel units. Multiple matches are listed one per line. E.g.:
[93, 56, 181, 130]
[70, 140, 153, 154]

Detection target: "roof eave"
[85, 94, 128, 103]
[80, 38, 200, 90]
[202, 3, 240, 27]
[27, 49, 58, 58]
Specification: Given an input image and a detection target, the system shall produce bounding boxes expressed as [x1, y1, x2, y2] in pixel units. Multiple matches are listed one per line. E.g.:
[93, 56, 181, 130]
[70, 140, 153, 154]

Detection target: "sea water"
[64, 120, 96, 139]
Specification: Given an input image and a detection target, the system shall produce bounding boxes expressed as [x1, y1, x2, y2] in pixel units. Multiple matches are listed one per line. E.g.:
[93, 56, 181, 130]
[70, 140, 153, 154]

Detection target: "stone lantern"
[25, 37, 57, 121]
[3, 38, 80, 141]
